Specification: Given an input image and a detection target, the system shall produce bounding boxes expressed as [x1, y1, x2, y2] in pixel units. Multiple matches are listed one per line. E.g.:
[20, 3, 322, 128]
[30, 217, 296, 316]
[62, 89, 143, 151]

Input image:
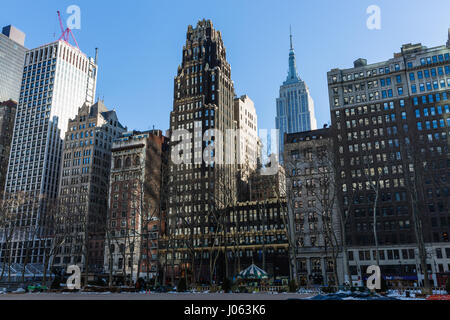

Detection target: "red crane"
[57, 10, 80, 50]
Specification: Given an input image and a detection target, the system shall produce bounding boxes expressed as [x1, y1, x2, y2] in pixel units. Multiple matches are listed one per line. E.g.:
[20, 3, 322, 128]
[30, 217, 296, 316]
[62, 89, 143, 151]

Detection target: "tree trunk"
[0, 238, 11, 282]
[130, 251, 134, 285]
[83, 228, 90, 288]
[191, 254, 196, 286]
[7, 245, 13, 284]
[108, 246, 113, 288]
[137, 251, 142, 281]
[338, 207, 352, 286]
[122, 250, 127, 285]
[184, 260, 189, 287]
[0, 257, 6, 282]
[224, 246, 229, 280]
[373, 191, 381, 267]
[42, 255, 49, 287]
[411, 199, 432, 294]
[21, 248, 29, 285]
[170, 247, 175, 286]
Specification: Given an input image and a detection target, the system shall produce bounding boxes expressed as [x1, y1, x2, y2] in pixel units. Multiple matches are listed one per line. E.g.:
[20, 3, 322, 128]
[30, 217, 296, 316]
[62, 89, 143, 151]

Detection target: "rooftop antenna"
[289, 25, 293, 50]
[95, 48, 99, 65]
[57, 10, 80, 50]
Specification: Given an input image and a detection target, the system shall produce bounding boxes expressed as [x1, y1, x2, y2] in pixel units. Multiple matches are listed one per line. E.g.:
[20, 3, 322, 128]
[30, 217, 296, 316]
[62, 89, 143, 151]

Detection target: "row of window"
[409, 66, 450, 81]
[331, 53, 450, 83]
[411, 78, 450, 93]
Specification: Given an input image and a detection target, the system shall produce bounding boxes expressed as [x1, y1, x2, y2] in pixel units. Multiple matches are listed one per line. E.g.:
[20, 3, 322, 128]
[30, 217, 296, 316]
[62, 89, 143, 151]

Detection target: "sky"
[1, 0, 450, 133]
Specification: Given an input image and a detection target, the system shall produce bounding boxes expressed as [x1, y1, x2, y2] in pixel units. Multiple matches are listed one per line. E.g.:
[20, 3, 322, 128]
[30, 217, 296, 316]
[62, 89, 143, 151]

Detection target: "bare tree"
[336, 186, 358, 286]
[19, 194, 41, 285]
[306, 150, 342, 286]
[103, 210, 117, 288]
[40, 197, 76, 287]
[0, 192, 26, 283]
[278, 154, 301, 284]
[207, 165, 238, 282]
[168, 164, 203, 287]
[398, 135, 433, 293]
[362, 157, 382, 267]
[319, 149, 359, 286]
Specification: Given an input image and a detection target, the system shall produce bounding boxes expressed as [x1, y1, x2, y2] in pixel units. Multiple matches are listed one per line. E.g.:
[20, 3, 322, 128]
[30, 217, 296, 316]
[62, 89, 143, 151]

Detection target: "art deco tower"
[166, 20, 236, 277]
[276, 29, 317, 162]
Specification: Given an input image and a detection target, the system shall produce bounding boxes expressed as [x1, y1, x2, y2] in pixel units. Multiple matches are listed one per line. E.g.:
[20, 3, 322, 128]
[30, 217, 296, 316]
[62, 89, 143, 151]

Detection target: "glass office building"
[3, 40, 97, 265]
[0, 25, 27, 102]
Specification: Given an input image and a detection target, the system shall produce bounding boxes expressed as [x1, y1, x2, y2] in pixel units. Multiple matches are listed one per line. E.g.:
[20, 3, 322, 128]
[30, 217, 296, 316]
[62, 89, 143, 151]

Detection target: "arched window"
[135, 156, 140, 166]
[125, 157, 131, 167]
[115, 158, 121, 169]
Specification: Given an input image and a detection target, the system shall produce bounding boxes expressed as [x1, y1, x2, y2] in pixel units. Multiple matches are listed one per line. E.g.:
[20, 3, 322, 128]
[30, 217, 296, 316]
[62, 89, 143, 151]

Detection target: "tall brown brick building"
[105, 130, 168, 283]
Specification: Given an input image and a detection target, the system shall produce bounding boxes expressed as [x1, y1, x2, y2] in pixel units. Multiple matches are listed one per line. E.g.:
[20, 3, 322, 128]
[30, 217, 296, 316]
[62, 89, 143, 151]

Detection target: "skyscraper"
[327, 29, 450, 286]
[2, 40, 97, 265]
[276, 29, 317, 162]
[0, 100, 17, 199]
[165, 19, 237, 281]
[54, 100, 125, 274]
[0, 25, 27, 103]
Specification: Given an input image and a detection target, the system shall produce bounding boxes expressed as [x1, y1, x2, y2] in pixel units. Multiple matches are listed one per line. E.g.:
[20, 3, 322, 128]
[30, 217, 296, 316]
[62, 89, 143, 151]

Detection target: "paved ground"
[0, 292, 314, 300]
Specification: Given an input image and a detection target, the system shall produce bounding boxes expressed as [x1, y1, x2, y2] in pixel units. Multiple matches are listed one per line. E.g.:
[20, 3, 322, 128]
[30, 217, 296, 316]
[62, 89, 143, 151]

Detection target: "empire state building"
[276, 29, 317, 162]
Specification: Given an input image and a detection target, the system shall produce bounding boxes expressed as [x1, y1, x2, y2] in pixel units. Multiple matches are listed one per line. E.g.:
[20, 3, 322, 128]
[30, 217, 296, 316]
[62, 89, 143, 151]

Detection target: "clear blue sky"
[1, 0, 450, 133]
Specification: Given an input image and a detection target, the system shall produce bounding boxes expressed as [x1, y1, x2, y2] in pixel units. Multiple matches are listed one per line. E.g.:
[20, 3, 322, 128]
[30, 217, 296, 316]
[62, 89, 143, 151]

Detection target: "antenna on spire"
[289, 25, 293, 50]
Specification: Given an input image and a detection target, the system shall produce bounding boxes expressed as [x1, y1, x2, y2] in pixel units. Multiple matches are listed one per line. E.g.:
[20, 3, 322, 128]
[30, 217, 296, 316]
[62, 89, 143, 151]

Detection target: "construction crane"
[57, 10, 80, 50]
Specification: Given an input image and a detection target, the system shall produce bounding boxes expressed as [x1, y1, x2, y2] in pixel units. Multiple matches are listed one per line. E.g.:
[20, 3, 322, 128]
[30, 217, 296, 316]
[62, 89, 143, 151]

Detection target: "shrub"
[222, 278, 232, 293]
[238, 286, 248, 293]
[177, 278, 187, 292]
[288, 280, 297, 293]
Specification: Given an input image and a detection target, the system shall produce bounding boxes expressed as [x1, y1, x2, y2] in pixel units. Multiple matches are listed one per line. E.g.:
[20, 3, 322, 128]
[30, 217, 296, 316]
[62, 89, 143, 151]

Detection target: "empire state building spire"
[286, 26, 300, 84]
[276, 26, 317, 162]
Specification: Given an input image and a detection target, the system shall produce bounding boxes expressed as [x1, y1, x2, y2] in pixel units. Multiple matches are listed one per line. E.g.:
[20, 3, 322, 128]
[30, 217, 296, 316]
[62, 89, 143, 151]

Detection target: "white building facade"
[234, 95, 259, 180]
[2, 40, 97, 265]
